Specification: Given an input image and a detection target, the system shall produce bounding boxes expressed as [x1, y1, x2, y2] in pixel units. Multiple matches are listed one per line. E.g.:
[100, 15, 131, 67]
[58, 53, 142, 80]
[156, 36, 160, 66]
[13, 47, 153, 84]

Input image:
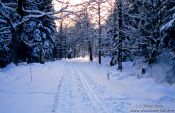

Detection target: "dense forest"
[1, 1, 175, 112]
[0, 0, 175, 79]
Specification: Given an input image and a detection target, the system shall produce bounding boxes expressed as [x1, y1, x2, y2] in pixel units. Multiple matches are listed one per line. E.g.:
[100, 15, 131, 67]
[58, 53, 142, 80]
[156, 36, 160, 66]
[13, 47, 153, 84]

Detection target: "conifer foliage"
[0, 0, 65, 67]
[0, 0, 175, 81]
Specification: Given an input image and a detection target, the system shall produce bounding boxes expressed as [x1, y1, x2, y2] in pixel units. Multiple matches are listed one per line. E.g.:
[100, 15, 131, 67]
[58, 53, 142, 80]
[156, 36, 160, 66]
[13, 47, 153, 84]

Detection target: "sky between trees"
[53, 0, 114, 28]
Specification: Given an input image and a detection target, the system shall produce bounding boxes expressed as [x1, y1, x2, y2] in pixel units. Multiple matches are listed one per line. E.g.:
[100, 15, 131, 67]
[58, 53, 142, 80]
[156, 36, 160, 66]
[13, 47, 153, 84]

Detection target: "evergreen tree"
[160, 0, 175, 82]
[21, 0, 55, 63]
[0, 0, 17, 67]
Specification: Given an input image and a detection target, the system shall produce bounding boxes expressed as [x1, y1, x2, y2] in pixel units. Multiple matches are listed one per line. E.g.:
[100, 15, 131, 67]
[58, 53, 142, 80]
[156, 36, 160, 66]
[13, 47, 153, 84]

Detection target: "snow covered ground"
[0, 57, 175, 113]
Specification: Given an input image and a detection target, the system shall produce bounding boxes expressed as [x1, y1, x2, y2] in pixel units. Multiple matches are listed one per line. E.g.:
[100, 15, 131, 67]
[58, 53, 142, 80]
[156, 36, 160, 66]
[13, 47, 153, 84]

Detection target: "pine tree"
[0, 0, 18, 67]
[131, 0, 163, 64]
[20, 0, 55, 63]
[160, 0, 175, 52]
[160, 0, 175, 81]
[0, 0, 68, 67]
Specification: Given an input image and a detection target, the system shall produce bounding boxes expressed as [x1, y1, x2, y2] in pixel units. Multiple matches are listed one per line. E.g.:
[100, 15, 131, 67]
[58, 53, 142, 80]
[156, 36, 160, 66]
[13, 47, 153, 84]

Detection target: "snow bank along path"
[0, 58, 175, 113]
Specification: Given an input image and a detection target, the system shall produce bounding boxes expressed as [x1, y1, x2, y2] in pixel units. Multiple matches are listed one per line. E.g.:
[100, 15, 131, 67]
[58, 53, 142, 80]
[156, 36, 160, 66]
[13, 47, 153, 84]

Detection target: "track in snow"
[50, 62, 128, 113]
[51, 76, 64, 113]
[51, 74, 73, 113]
[73, 65, 109, 113]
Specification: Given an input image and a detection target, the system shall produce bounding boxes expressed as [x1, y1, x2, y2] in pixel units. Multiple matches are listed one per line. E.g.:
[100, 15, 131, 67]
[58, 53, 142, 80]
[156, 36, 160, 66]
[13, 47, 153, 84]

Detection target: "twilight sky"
[53, 0, 113, 28]
[69, 0, 85, 5]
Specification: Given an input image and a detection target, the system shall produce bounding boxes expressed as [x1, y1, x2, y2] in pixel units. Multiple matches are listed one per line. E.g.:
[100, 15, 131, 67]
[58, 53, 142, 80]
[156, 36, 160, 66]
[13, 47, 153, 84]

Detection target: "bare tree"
[88, 0, 108, 64]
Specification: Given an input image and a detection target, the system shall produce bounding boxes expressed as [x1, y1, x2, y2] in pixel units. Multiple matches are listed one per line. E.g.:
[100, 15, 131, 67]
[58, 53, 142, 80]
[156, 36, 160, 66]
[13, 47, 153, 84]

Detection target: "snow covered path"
[0, 58, 175, 113]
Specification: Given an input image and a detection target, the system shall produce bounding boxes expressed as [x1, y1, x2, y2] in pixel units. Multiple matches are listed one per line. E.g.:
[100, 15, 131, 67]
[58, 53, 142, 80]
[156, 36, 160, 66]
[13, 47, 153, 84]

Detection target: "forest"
[0, 0, 174, 64]
[1, 0, 175, 82]
[0, 0, 175, 113]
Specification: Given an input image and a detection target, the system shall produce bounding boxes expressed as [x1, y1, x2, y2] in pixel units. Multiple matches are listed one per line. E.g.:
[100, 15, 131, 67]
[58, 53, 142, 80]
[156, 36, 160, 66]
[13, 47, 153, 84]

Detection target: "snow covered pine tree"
[21, 0, 55, 63]
[0, 0, 67, 67]
[0, 0, 17, 67]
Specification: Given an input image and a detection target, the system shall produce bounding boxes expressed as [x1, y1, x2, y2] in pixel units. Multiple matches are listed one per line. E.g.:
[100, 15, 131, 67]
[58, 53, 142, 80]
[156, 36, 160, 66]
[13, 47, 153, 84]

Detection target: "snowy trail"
[73, 65, 109, 113]
[0, 59, 175, 113]
[72, 62, 129, 113]
[52, 74, 73, 113]
[51, 75, 64, 113]
[67, 64, 97, 113]
[52, 62, 108, 113]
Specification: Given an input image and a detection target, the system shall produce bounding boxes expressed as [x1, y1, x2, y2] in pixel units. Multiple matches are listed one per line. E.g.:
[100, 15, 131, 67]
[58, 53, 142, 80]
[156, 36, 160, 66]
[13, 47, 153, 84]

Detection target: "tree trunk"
[98, 1, 102, 64]
[89, 42, 93, 61]
[117, 0, 123, 71]
[73, 48, 76, 58]
[39, 43, 45, 64]
[11, 0, 24, 65]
